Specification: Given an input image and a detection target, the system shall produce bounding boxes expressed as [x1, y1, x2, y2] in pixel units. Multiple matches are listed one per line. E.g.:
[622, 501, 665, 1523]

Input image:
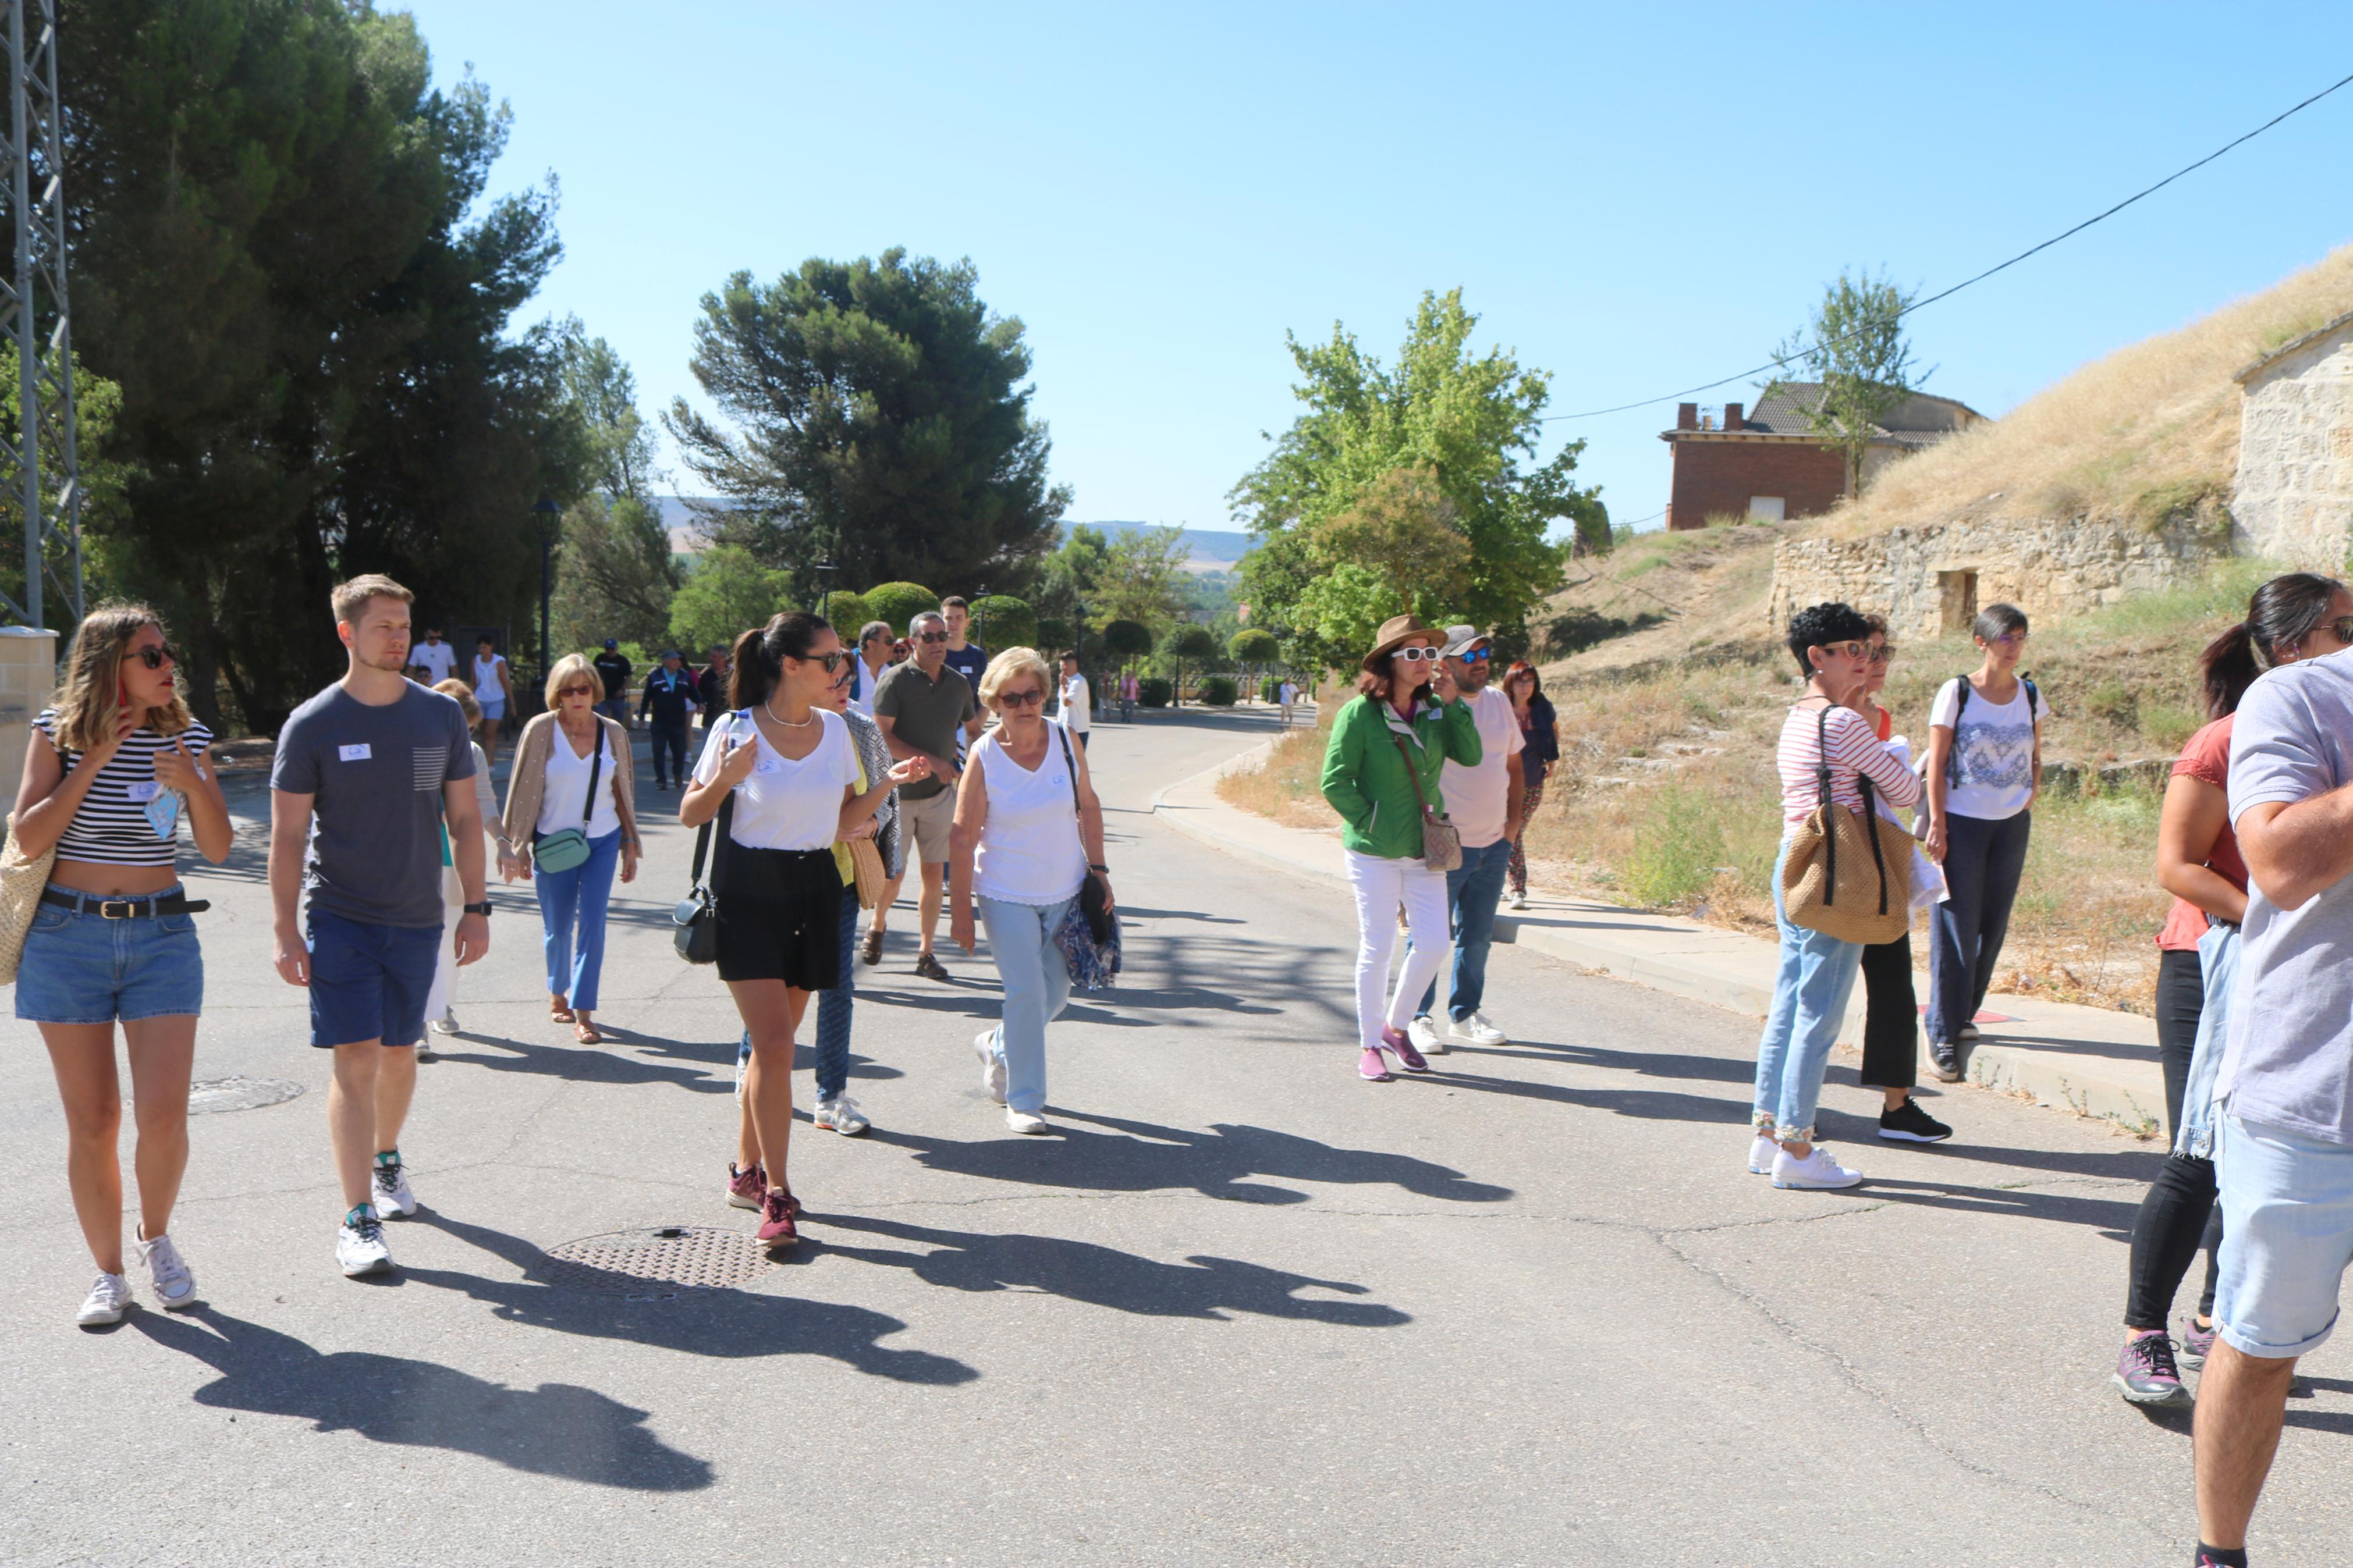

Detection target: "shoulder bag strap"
[581, 726, 604, 827]
[1387, 725, 1439, 819]
[1056, 723, 1083, 820]
[1813, 703, 1837, 906]
[1944, 677, 1971, 787]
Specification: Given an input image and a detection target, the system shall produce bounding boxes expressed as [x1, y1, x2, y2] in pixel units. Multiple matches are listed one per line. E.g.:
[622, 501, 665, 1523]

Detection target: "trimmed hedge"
[1137, 677, 1172, 708]
[864, 582, 938, 635]
[1197, 675, 1238, 706]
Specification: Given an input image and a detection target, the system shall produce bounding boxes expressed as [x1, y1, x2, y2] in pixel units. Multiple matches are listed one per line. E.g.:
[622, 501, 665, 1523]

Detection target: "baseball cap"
[1439, 624, 1488, 657]
[603, 638, 618, 650]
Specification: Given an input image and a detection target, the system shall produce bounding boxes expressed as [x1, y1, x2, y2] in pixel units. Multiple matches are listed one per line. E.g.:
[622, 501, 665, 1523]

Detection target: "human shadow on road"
[1843, 1176, 2139, 1235]
[814, 1213, 1411, 1327]
[403, 1211, 978, 1386]
[130, 1307, 714, 1489]
[430, 1034, 735, 1095]
[866, 1108, 1511, 1204]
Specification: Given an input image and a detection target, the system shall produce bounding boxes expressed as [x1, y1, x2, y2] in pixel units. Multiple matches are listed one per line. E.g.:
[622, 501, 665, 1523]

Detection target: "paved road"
[3, 710, 2348, 1565]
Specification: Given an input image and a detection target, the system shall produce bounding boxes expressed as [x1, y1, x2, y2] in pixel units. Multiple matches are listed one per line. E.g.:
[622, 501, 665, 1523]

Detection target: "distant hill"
[660, 502, 1255, 576]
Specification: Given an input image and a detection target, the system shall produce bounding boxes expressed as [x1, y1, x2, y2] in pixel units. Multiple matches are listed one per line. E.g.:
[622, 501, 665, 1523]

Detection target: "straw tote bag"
[1779, 704, 1912, 945]
[0, 812, 58, 985]
[845, 753, 889, 909]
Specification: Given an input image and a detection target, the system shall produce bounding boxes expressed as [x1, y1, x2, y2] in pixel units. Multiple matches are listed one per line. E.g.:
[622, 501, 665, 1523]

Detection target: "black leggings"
[2123, 947, 2221, 1330]
[1858, 930, 1918, 1091]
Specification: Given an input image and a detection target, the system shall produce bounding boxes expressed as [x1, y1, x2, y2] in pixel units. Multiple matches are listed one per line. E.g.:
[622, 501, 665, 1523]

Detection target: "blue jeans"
[535, 827, 622, 1012]
[977, 894, 1074, 1114]
[1927, 809, 2031, 1044]
[1754, 837, 1864, 1142]
[1412, 838, 1513, 1022]
[811, 884, 859, 1101]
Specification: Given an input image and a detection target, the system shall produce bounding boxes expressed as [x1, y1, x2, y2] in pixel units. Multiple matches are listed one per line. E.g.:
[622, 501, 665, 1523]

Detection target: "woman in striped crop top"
[10, 605, 233, 1327]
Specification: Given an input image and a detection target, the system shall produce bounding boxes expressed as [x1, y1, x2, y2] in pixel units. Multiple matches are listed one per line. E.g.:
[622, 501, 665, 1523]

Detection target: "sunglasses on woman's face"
[131, 643, 178, 670]
[997, 688, 1045, 708]
[1393, 646, 1440, 664]
[2311, 616, 2353, 648]
[1819, 640, 1868, 662]
[1867, 642, 1897, 664]
[559, 684, 595, 699]
[796, 650, 850, 672]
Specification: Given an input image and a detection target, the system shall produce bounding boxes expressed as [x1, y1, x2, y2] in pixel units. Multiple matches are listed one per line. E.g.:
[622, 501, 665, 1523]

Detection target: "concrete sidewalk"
[1156, 738, 2170, 1138]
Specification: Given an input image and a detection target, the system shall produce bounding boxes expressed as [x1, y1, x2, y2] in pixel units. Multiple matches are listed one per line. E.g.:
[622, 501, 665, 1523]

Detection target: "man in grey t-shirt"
[2200, 616, 2353, 1561]
[871, 610, 981, 980]
[270, 573, 490, 1281]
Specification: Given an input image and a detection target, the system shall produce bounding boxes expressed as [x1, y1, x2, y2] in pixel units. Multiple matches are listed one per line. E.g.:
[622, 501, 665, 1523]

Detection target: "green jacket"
[1320, 692, 1483, 860]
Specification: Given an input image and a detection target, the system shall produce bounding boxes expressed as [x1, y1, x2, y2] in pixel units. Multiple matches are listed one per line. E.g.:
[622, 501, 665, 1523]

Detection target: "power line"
[1542, 68, 2353, 425]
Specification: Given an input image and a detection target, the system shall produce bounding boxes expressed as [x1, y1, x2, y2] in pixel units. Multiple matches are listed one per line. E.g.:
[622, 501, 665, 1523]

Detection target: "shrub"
[1619, 780, 1725, 908]
[1197, 675, 1238, 706]
[2141, 701, 2201, 753]
[818, 590, 870, 632]
[1137, 677, 1172, 708]
[864, 582, 938, 635]
[968, 593, 1037, 652]
[1101, 619, 1155, 663]
[1259, 675, 1282, 702]
[1228, 628, 1280, 663]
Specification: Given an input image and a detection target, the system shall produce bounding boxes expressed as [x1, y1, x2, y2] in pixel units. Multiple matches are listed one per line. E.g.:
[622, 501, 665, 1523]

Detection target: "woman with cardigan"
[498, 653, 641, 1045]
[1319, 614, 1482, 1083]
[1501, 660, 1557, 909]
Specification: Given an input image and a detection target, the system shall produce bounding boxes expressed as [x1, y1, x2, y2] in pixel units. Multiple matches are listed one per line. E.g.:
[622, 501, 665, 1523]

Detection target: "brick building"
[1659, 383, 1986, 531]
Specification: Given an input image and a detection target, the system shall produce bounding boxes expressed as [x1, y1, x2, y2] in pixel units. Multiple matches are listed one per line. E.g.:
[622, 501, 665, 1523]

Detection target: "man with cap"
[592, 639, 634, 726]
[637, 649, 701, 790]
[1408, 624, 1525, 1053]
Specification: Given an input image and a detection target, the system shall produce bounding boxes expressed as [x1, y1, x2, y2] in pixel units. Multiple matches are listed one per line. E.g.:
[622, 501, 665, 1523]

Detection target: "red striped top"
[1776, 699, 1921, 828]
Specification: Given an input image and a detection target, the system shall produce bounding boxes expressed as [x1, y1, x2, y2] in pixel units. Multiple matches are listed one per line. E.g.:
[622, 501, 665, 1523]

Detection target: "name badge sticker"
[339, 743, 372, 762]
[125, 779, 161, 802]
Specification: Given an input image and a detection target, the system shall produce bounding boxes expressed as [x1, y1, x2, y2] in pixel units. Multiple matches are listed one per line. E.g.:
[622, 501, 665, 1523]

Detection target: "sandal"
[550, 999, 575, 1023]
[861, 928, 885, 966]
[574, 1020, 603, 1045]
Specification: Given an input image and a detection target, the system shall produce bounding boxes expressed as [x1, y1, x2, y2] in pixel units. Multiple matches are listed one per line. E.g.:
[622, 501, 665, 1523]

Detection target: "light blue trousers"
[1753, 837, 1864, 1142]
[978, 894, 1075, 1114]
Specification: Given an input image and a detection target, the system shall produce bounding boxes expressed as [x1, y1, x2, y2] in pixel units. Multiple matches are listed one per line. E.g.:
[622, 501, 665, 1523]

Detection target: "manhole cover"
[528, 1226, 775, 1297]
[185, 1077, 305, 1114]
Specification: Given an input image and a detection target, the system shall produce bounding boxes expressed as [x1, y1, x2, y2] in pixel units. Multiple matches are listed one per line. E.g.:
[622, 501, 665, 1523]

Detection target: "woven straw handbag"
[849, 837, 888, 910]
[1779, 705, 1912, 946]
[0, 812, 59, 985]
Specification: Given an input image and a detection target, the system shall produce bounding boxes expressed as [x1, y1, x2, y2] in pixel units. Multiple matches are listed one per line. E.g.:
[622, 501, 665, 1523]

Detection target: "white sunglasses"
[1393, 646, 1440, 663]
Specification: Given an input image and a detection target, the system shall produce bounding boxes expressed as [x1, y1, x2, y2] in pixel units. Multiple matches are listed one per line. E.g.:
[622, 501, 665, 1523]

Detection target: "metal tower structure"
[0, 0, 76, 630]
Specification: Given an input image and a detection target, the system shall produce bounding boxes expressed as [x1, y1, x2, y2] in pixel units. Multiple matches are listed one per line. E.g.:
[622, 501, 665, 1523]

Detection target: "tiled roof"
[1678, 382, 1983, 447]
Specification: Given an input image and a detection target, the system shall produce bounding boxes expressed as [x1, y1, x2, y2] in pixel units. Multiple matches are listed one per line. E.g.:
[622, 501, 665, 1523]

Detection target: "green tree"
[667, 248, 1070, 590]
[1231, 289, 1605, 673]
[1163, 623, 1218, 706]
[819, 590, 872, 632]
[864, 581, 939, 635]
[970, 593, 1037, 651]
[669, 545, 788, 653]
[1229, 627, 1280, 702]
[1101, 618, 1154, 669]
[1090, 525, 1190, 630]
[549, 326, 680, 655]
[1766, 268, 1921, 499]
[1035, 522, 1110, 639]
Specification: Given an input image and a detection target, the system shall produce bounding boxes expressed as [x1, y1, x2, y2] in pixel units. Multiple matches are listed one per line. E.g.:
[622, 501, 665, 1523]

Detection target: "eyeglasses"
[1819, 640, 1868, 662]
[131, 643, 179, 670]
[1393, 646, 1440, 663]
[1866, 643, 1898, 664]
[1458, 647, 1492, 664]
[916, 631, 948, 645]
[997, 688, 1045, 707]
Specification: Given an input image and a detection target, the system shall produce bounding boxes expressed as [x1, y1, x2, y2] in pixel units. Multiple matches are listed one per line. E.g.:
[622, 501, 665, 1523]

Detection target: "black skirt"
[714, 844, 843, 989]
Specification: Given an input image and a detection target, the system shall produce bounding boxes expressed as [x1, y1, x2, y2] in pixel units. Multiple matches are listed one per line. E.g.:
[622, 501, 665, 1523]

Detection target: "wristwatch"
[463, 902, 494, 917]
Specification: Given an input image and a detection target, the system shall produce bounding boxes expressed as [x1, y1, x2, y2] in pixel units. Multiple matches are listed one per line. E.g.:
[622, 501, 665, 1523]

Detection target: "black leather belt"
[41, 888, 211, 919]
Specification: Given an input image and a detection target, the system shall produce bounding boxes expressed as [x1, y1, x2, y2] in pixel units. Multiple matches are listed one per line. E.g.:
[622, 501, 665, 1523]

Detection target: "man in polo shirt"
[1408, 625, 1524, 1055]
[872, 610, 982, 980]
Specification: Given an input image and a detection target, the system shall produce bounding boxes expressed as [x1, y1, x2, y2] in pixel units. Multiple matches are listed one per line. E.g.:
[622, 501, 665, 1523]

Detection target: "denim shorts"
[307, 908, 441, 1049]
[15, 884, 205, 1024]
[2214, 1113, 2353, 1359]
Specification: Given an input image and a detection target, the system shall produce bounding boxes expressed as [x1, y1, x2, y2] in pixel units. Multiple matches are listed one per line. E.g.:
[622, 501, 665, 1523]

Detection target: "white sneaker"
[1006, 1108, 1052, 1135]
[1448, 1012, 1509, 1048]
[429, 1008, 459, 1035]
[1770, 1145, 1864, 1190]
[973, 1030, 1007, 1105]
[814, 1095, 870, 1136]
[133, 1230, 198, 1311]
[1747, 1135, 1779, 1175]
[1407, 1015, 1446, 1058]
[371, 1157, 418, 1218]
[76, 1272, 133, 1327]
[1506, 890, 1528, 910]
[337, 1210, 393, 1277]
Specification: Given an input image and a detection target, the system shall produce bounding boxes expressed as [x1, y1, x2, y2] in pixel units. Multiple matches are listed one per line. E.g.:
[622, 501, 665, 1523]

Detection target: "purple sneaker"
[1379, 1025, 1431, 1075]
[725, 1161, 766, 1212]
[756, 1189, 802, 1250]
[2178, 1315, 2217, 1369]
[2112, 1332, 2191, 1407]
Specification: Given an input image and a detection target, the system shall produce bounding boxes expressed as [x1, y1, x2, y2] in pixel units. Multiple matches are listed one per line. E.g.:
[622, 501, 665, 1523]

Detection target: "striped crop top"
[31, 707, 214, 867]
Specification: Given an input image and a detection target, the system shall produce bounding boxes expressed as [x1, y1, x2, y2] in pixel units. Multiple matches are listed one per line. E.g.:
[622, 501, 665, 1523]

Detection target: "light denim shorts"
[15, 884, 205, 1024]
[2215, 1112, 2353, 1359]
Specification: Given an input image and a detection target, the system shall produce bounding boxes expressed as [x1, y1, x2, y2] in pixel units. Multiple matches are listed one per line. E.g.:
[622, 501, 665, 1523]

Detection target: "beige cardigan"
[499, 711, 641, 870]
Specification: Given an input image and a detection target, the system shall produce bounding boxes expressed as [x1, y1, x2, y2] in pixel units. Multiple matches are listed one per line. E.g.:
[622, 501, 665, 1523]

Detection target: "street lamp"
[533, 493, 560, 684]
[812, 556, 837, 617]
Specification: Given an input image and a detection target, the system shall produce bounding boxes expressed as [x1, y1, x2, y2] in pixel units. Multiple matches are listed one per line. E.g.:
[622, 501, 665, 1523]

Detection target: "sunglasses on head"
[130, 643, 179, 670]
[997, 688, 1045, 708]
[1393, 645, 1440, 664]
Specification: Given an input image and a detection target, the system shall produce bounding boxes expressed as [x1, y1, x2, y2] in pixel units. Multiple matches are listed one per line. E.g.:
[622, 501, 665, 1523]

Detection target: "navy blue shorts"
[307, 908, 440, 1048]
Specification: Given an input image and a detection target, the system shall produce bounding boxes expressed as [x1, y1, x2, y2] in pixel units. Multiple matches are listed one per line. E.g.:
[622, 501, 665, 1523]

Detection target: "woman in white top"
[949, 646, 1113, 1135]
[424, 679, 504, 1044]
[471, 636, 514, 769]
[496, 654, 640, 1044]
[682, 612, 923, 1249]
[1920, 603, 2042, 1078]
[12, 605, 233, 1325]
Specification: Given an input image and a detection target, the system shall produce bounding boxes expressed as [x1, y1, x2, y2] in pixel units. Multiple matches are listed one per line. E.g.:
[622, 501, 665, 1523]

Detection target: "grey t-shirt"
[873, 660, 977, 801]
[2225, 649, 2353, 1144]
[272, 681, 478, 929]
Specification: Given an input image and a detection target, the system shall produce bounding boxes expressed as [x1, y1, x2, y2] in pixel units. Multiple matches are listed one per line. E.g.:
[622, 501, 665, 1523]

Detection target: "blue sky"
[402, 2, 2353, 540]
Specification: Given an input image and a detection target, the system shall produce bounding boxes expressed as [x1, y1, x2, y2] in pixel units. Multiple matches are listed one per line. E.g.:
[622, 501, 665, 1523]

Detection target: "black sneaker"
[1878, 1097, 1953, 1143]
[1928, 1039, 1963, 1082]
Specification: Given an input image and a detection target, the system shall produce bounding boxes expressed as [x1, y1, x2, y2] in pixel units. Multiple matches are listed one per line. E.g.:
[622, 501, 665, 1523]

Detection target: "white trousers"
[424, 863, 462, 1024]
[1343, 847, 1449, 1053]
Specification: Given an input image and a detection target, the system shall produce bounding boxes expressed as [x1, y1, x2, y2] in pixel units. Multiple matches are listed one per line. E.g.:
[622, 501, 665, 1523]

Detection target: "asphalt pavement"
[2, 707, 2348, 1566]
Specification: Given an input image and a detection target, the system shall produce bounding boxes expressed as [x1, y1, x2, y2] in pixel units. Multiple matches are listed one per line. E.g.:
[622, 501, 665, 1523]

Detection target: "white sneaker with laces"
[372, 1157, 418, 1218]
[133, 1230, 198, 1311]
[1771, 1145, 1864, 1190]
[337, 1210, 393, 1277]
[429, 1008, 459, 1035]
[1005, 1108, 1052, 1134]
[1448, 1012, 1509, 1048]
[1506, 890, 1528, 910]
[76, 1272, 133, 1327]
[1407, 1015, 1446, 1057]
[1747, 1135, 1779, 1175]
[814, 1096, 870, 1136]
[973, 1030, 1008, 1105]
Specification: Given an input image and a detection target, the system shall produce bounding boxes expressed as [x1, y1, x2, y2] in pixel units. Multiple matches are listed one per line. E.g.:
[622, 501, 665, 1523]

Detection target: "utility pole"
[0, 0, 77, 630]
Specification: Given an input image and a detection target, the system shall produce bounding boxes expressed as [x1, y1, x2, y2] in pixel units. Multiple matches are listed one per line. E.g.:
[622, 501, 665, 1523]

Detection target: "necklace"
[764, 695, 817, 729]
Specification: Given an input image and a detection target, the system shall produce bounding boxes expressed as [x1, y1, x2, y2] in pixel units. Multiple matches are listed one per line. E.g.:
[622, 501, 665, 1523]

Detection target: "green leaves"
[1767, 268, 1921, 497]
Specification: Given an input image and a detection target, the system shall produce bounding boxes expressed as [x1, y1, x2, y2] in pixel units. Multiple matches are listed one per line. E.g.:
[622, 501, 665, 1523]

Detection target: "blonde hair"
[545, 652, 605, 708]
[330, 573, 413, 626]
[433, 678, 482, 726]
[48, 603, 196, 755]
[977, 645, 1053, 709]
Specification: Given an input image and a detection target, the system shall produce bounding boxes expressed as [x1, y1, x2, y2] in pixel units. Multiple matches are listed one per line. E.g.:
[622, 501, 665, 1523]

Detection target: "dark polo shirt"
[874, 660, 977, 800]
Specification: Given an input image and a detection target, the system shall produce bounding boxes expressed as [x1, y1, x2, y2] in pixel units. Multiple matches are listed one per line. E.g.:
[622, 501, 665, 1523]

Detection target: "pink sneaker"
[1380, 1025, 1431, 1074]
[1357, 1047, 1394, 1082]
[725, 1161, 766, 1211]
[756, 1189, 801, 1249]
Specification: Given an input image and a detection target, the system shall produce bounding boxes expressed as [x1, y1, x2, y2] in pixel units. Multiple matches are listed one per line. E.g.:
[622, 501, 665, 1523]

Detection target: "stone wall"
[2233, 321, 2353, 570]
[1768, 513, 2229, 641]
[0, 625, 58, 802]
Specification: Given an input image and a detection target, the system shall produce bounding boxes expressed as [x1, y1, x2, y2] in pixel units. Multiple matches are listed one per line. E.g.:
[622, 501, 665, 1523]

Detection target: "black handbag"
[1051, 726, 1120, 987]
[673, 792, 732, 965]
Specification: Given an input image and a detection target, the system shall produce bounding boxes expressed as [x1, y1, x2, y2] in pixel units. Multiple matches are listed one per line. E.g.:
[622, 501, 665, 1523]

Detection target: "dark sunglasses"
[996, 688, 1046, 708]
[1458, 647, 1492, 664]
[800, 650, 849, 672]
[132, 643, 179, 670]
[1867, 643, 1898, 664]
[915, 631, 949, 645]
[558, 684, 596, 699]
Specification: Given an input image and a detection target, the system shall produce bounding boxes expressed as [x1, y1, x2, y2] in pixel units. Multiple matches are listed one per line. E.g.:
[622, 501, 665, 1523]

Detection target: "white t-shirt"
[535, 724, 622, 839]
[473, 655, 509, 710]
[1060, 673, 1091, 733]
[412, 640, 457, 682]
[1930, 677, 2040, 820]
[848, 656, 893, 722]
[1279, 681, 1299, 705]
[692, 708, 860, 852]
[1439, 686, 1526, 849]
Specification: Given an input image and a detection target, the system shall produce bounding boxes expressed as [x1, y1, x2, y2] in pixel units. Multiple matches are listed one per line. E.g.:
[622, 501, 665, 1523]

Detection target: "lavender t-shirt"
[2224, 648, 2353, 1144]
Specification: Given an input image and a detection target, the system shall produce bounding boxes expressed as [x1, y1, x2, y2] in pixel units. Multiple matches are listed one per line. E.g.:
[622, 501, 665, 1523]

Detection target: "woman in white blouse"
[425, 678, 503, 1045]
[497, 653, 640, 1044]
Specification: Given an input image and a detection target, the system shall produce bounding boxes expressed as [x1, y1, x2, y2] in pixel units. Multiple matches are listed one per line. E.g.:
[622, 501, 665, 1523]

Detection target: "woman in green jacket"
[1320, 614, 1483, 1081]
